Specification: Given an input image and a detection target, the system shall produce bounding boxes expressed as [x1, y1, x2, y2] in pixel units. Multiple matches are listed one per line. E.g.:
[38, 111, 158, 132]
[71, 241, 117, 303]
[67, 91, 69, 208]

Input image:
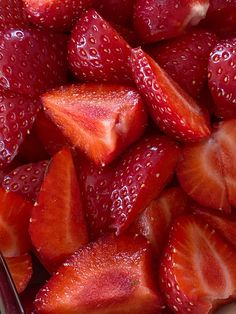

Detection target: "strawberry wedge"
[34, 234, 162, 314]
[160, 215, 236, 313]
[131, 48, 211, 142]
[42, 84, 147, 166]
[29, 148, 88, 273]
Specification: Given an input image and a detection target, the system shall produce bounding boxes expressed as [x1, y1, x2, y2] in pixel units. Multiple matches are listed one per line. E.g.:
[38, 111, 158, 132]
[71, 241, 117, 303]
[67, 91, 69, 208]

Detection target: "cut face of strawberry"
[42, 84, 147, 166]
[29, 148, 88, 273]
[22, 0, 94, 31]
[0, 187, 32, 257]
[133, 0, 209, 43]
[131, 48, 211, 142]
[2, 160, 49, 202]
[208, 39, 236, 119]
[34, 234, 162, 314]
[131, 186, 190, 256]
[0, 28, 68, 97]
[160, 215, 236, 313]
[68, 9, 132, 84]
[5, 254, 32, 293]
[0, 0, 26, 30]
[146, 28, 217, 98]
[0, 91, 40, 169]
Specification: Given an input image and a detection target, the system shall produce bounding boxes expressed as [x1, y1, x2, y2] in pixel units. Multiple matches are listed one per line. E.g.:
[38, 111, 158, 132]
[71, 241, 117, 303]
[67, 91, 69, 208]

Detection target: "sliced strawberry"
[29, 148, 88, 273]
[22, 0, 93, 31]
[133, 0, 209, 43]
[94, 0, 135, 27]
[160, 215, 236, 313]
[131, 186, 190, 256]
[5, 254, 32, 293]
[0, 187, 32, 257]
[0, 28, 68, 97]
[131, 48, 211, 142]
[193, 207, 236, 249]
[34, 111, 69, 156]
[110, 135, 180, 235]
[0, 91, 40, 169]
[0, 0, 26, 30]
[2, 160, 49, 202]
[208, 39, 236, 119]
[42, 84, 147, 166]
[34, 234, 162, 314]
[146, 28, 217, 98]
[68, 9, 132, 84]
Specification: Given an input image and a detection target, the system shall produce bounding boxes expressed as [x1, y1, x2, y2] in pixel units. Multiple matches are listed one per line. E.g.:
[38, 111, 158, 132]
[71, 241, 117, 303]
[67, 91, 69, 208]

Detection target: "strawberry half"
[0, 28, 68, 97]
[29, 148, 88, 273]
[34, 234, 162, 314]
[160, 215, 236, 313]
[131, 186, 190, 256]
[131, 48, 211, 142]
[22, 0, 93, 31]
[0, 187, 32, 257]
[133, 0, 209, 43]
[0, 91, 40, 169]
[0, 0, 26, 30]
[5, 254, 32, 293]
[68, 9, 132, 84]
[2, 160, 49, 202]
[42, 84, 147, 166]
[208, 38, 236, 119]
[146, 28, 217, 98]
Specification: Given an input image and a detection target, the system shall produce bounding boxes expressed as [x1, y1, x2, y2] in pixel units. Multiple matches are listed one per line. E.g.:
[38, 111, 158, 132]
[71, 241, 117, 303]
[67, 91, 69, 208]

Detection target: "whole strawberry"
[0, 0, 26, 30]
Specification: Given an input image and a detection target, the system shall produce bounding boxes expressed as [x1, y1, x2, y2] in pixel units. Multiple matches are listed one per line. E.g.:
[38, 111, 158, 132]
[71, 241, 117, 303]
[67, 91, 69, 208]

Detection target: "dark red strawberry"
[146, 28, 217, 98]
[5, 254, 32, 293]
[29, 148, 88, 273]
[0, 28, 68, 97]
[34, 111, 69, 156]
[110, 135, 180, 235]
[0, 91, 40, 169]
[131, 186, 190, 256]
[94, 0, 135, 27]
[208, 38, 236, 119]
[42, 84, 147, 166]
[133, 0, 209, 43]
[22, 0, 94, 31]
[2, 160, 49, 202]
[0, 0, 26, 30]
[0, 187, 32, 257]
[34, 234, 162, 314]
[68, 9, 132, 84]
[131, 47, 211, 142]
[160, 215, 236, 313]
[20, 284, 42, 314]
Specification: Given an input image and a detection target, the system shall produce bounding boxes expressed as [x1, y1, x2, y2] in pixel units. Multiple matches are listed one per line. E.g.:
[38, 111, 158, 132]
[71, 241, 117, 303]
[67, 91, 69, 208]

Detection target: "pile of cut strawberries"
[0, 0, 236, 313]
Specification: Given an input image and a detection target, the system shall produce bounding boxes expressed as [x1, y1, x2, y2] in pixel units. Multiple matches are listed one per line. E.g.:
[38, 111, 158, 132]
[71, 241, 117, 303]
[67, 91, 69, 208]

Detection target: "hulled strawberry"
[133, 0, 209, 43]
[131, 48, 211, 142]
[42, 84, 147, 166]
[68, 9, 132, 84]
[208, 38, 236, 119]
[34, 234, 162, 314]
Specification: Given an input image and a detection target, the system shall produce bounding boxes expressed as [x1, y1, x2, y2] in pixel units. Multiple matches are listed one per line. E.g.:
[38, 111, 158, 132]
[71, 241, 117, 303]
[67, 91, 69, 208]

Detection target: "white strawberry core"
[184, 1, 209, 27]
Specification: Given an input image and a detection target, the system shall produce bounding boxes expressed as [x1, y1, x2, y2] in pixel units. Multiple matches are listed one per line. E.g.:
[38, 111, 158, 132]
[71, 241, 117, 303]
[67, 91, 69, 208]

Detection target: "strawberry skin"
[34, 234, 162, 314]
[22, 0, 93, 31]
[208, 38, 236, 119]
[0, 28, 68, 97]
[0, 0, 26, 30]
[5, 254, 32, 293]
[0, 187, 32, 257]
[0, 91, 40, 169]
[29, 148, 88, 273]
[131, 47, 211, 142]
[68, 9, 132, 84]
[160, 215, 236, 313]
[146, 28, 217, 98]
[133, 0, 209, 43]
[2, 160, 49, 202]
[42, 84, 147, 166]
